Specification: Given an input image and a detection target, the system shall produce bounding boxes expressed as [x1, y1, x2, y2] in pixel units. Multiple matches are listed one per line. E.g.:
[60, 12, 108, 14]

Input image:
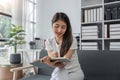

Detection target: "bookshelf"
[80, 0, 120, 50]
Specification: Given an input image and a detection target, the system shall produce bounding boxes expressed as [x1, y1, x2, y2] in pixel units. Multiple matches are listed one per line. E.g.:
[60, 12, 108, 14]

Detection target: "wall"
[11, 0, 23, 25]
[36, 0, 81, 39]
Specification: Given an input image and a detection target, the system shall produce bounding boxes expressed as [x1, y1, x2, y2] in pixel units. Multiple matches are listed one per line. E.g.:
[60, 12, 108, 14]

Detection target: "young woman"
[41, 12, 84, 80]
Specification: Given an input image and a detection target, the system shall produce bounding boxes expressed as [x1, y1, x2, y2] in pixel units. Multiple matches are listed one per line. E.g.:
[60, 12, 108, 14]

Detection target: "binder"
[105, 8, 111, 20]
[111, 7, 117, 19]
[109, 0, 114, 2]
[104, 0, 110, 3]
[117, 6, 120, 19]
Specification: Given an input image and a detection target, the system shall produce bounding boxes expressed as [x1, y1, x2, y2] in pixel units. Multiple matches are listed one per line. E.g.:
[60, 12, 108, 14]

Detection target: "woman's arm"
[47, 50, 58, 58]
[63, 49, 75, 59]
[47, 49, 75, 59]
[53, 49, 75, 68]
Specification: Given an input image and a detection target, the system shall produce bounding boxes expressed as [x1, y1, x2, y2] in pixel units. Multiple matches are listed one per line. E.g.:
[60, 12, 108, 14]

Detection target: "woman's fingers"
[40, 56, 61, 67]
[40, 56, 49, 63]
[53, 52, 58, 57]
[40, 59, 44, 63]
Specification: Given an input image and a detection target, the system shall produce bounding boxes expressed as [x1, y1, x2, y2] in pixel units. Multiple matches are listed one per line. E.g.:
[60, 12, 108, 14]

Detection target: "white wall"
[11, 0, 23, 25]
[36, 0, 81, 39]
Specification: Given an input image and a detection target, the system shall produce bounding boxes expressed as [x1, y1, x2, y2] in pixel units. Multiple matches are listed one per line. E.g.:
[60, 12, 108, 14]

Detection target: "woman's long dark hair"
[52, 12, 73, 57]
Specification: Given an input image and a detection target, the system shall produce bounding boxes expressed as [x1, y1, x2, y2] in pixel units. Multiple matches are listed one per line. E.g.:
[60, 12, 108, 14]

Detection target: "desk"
[0, 63, 22, 80]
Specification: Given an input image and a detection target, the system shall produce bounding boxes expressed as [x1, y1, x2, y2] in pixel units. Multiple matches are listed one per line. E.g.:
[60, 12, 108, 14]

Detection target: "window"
[23, 0, 37, 42]
[0, 0, 12, 63]
[0, 0, 12, 40]
[0, 13, 12, 39]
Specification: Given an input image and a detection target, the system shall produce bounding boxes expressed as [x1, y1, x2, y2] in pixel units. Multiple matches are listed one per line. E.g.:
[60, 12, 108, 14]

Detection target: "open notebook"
[30, 57, 70, 67]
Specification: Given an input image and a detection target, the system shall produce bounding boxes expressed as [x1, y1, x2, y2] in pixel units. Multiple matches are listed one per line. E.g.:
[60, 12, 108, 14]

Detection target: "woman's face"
[52, 20, 67, 39]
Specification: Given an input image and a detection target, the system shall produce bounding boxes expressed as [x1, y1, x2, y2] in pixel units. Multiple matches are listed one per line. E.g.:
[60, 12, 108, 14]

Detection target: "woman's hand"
[52, 52, 58, 58]
[40, 56, 59, 67]
[47, 50, 59, 58]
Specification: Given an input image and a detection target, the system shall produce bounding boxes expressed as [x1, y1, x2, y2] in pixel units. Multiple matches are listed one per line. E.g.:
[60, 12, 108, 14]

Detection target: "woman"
[41, 12, 84, 80]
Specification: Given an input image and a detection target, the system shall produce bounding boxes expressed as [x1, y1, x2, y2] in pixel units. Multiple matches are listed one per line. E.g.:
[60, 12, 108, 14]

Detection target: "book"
[93, 8, 97, 22]
[99, 7, 103, 21]
[97, 8, 100, 21]
[30, 57, 70, 67]
[110, 35, 120, 38]
[82, 35, 98, 39]
[82, 25, 98, 29]
[87, 9, 91, 22]
[82, 45, 98, 48]
[82, 47, 98, 50]
[84, 9, 88, 22]
[82, 42, 97, 46]
[82, 32, 98, 36]
[82, 29, 98, 33]
[90, 9, 94, 22]
[110, 42, 120, 45]
[110, 31, 120, 35]
[50, 57, 70, 62]
[110, 24, 120, 27]
[104, 24, 109, 38]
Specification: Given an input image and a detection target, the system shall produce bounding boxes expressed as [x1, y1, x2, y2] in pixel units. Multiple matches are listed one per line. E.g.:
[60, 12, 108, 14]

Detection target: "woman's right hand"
[40, 56, 59, 67]
[52, 52, 58, 58]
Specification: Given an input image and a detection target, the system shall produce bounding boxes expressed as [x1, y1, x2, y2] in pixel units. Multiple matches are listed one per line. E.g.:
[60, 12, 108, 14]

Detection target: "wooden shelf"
[0, 64, 23, 80]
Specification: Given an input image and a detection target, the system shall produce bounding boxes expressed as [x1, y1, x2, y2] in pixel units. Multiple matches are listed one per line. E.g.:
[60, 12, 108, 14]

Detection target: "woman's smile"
[52, 20, 67, 38]
[56, 32, 62, 36]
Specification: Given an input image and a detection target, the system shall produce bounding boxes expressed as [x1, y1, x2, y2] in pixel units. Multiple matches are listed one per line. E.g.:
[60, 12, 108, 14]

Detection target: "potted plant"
[6, 24, 26, 64]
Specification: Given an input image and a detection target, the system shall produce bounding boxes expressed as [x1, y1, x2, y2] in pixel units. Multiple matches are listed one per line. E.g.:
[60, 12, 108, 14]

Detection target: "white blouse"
[45, 37, 82, 73]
